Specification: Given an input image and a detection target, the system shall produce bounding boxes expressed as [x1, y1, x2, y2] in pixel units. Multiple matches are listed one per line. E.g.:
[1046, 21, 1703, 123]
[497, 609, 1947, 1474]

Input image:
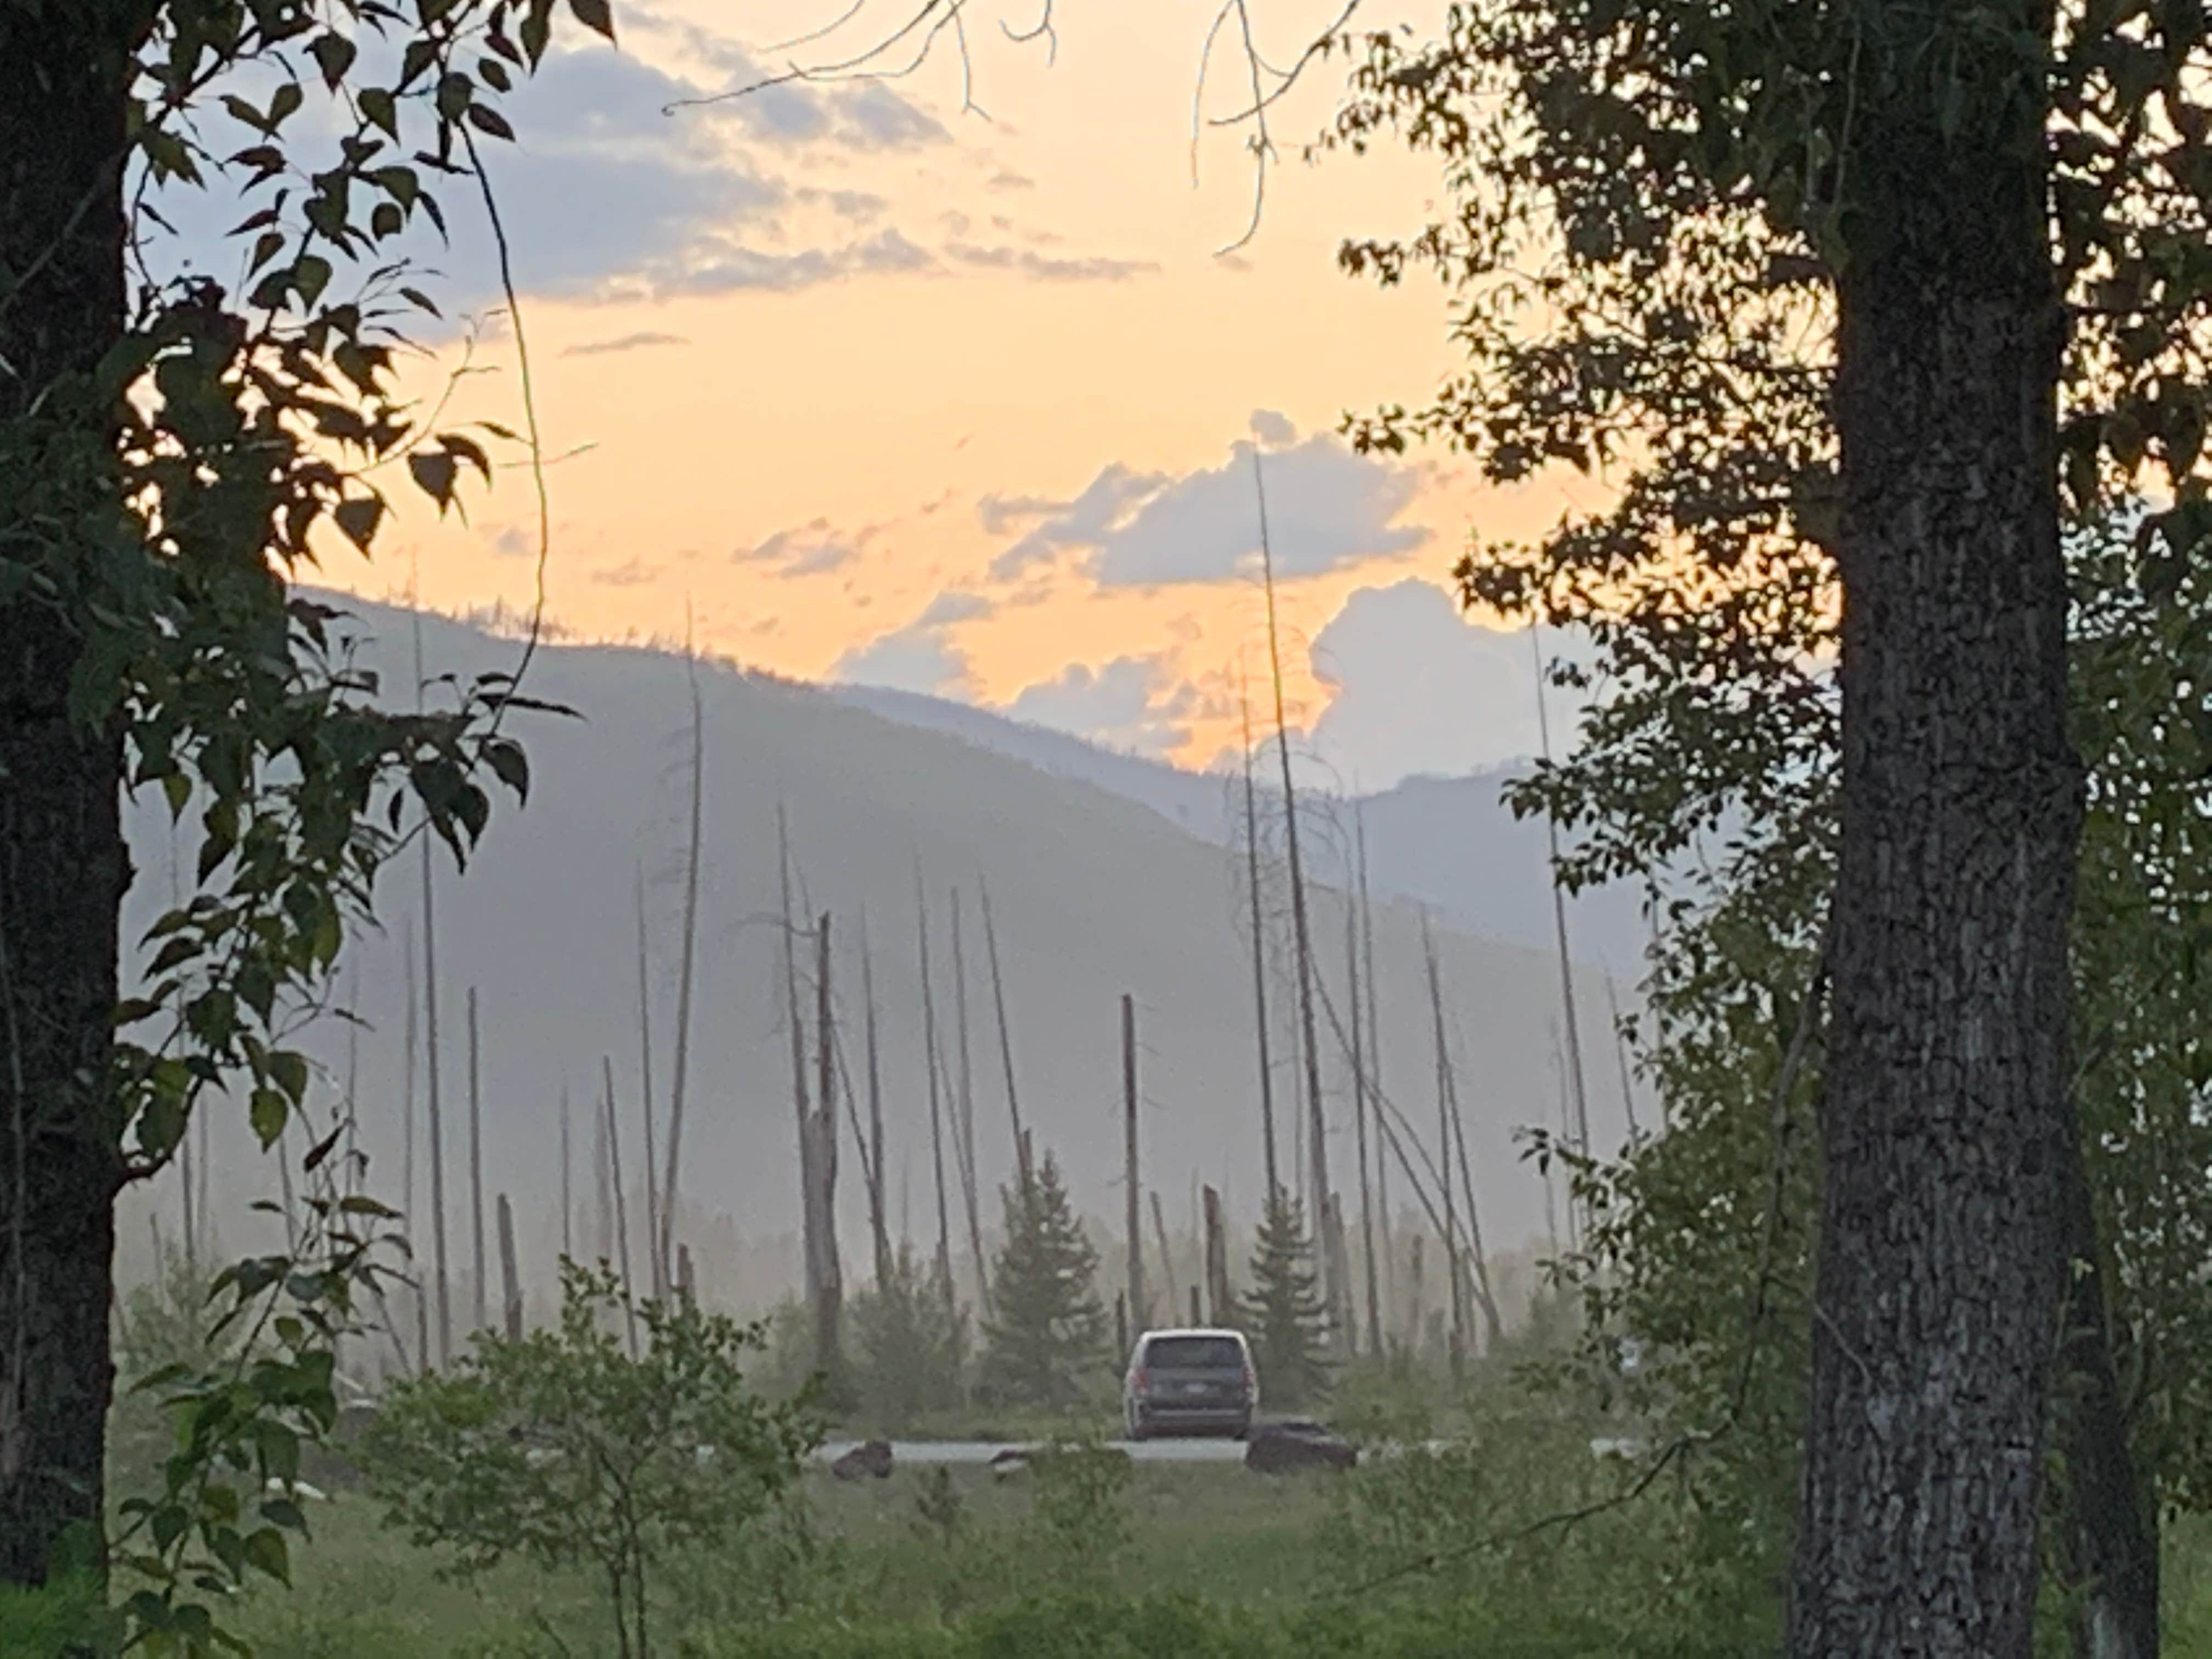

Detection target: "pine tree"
[980, 1151, 1108, 1408]
[1239, 1189, 1330, 1411]
[850, 1243, 968, 1432]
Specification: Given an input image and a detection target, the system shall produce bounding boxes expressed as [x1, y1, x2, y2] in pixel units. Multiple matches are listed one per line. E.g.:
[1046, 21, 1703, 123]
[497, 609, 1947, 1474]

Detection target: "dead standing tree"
[859, 915, 895, 1289]
[658, 640, 707, 1295]
[915, 871, 959, 1321]
[807, 916, 845, 1387]
[1253, 447, 1346, 1346]
[947, 889, 991, 1317]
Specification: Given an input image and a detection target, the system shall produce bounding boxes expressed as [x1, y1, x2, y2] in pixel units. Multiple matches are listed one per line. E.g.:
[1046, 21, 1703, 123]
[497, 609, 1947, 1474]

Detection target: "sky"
[173, 0, 1599, 789]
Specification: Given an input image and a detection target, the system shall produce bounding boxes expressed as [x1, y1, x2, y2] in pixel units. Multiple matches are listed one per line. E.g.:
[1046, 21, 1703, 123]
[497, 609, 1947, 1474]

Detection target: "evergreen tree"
[850, 1243, 969, 1432]
[1239, 1189, 1330, 1411]
[979, 1152, 1108, 1408]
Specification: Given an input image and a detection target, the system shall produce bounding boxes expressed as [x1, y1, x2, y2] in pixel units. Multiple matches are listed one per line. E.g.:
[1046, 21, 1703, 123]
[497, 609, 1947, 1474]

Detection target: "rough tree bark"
[0, 3, 143, 1587]
[1791, 8, 2083, 1646]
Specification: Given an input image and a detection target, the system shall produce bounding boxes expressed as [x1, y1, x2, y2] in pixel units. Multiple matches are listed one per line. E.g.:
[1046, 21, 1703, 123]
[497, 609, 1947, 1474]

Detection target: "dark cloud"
[735, 518, 864, 578]
[1248, 408, 1297, 445]
[1000, 657, 1192, 759]
[831, 591, 994, 695]
[489, 524, 535, 558]
[988, 464, 1171, 579]
[944, 241, 1159, 283]
[985, 168, 1037, 191]
[639, 227, 936, 298]
[795, 187, 890, 222]
[989, 435, 1427, 587]
[562, 330, 689, 357]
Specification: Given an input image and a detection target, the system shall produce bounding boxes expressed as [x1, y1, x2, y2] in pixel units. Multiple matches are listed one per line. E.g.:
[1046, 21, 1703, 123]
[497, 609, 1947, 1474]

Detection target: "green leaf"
[295, 253, 334, 309]
[269, 82, 305, 130]
[309, 32, 358, 89]
[409, 449, 458, 510]
[484, 737, 529, 802]
[569, 0, 617, 41]
[269, 1049, 311, 1106]
[335, 493, 384, 551]
[360, 87, 398, 137]
[250, 1087, 290, 1149]
[466, 104, 517, 142]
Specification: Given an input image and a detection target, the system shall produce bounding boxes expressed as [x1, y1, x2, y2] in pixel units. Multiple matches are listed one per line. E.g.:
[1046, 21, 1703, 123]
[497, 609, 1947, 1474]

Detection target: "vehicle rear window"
[1144, 1335, 1244, 1369]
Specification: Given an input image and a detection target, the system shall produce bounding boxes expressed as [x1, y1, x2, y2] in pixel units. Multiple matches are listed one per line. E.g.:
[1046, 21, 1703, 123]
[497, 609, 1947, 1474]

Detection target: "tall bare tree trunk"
[807, 915, 844, 1385]
[496, 1194, 523, 1341]
[916, 873, 958, 1321]
[414, 612, 452, 1369]
[1239, 679, 1283, 1202]
[1122, 995, 1146, 1325]
[1346, 878, 1382, 1358]
[659, 648, 705, 1295]
[1793, 22, 2080, 1644]
[403, 923, 426, 1367]
[1421, 913, 1465, 1375]
[859, 916, 893, 1288]
[1202, 1187, 1232, 1324]
[468, 987, 486, 1335]
[1435, 984, 1503, 1352]
[558, 1084, 572, 1260]
[1357, 822, 1392, 1340]
[947, 889, 991, 1318]
[602, 1057, 636, 1355]
[635, 868, 660, 1297]
[1604, 974, 1641, 1141]
[1252, 449, 1344, 1344]
[1150, 1191, 1178, 1330]
[1531, 625, 1593, 1195]
[978, 878, 1033, 1197]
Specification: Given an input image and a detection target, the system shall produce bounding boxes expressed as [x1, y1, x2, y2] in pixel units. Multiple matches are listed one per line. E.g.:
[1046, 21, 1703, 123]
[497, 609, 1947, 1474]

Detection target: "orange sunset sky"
[273, 0, 1590, 787]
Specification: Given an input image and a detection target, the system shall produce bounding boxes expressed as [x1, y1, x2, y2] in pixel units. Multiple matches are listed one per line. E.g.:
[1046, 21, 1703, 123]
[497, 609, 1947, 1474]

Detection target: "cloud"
[986, 169, 1037, 191]
[999, 657, 1194, 759]
[795, 187, 889, 222]
[590, 556, 663, 588]
[633, 227, 935, 298]
[831, 591, 994, 695]
[945, 241, 1159, 283]
[735, 518, 863, 578]
[989, 434, 1429, 587]
[146, 32, 947, 315]
[489, 524, 534, 558]
[1249, 408, 1297, 445]
[1304, 579, 1601, 788]
[988, 464, 1171, 578]
[563, 330, 689, 357]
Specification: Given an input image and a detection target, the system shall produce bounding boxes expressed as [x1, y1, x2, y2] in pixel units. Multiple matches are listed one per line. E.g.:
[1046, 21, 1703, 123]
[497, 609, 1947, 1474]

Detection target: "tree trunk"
[1253, 453, 1344, 1343]
[1150, 1191, 1178, 1333]
[414, 612, 453, 1369]
[1122, 996, 1145, 1327]
[2052, 1124, 2157, 1659]
[1791, 18, 2080, 1646]
[979, 879, 1032, 1197]
[0, 7, 138, 1586]
[1202, 1186, 1232, 1325]
[468, 988, 486, 1335]
[496, 1194, 523, 1342]
[635, 868, 660, 1299]
[808, 915, 844, 1385]
[916, 873, 958, 1321]
[859, 915, 894, 1288]
[947, 890, 991, 1320]
[659, 651, 704, 1294]
[1239, 680, 1282, 1201]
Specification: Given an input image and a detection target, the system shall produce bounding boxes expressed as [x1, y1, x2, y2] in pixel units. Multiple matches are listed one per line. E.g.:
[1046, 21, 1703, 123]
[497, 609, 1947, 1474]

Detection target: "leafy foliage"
[979, 1153, 1109, 1410]
[850, 1244, 969, 1433]
[1238, 1190, 1330, 1412]
[1026, 1437, 1135, 1581]
[361, 1262, 821, 1659]
[110, 1142, 407, 1655]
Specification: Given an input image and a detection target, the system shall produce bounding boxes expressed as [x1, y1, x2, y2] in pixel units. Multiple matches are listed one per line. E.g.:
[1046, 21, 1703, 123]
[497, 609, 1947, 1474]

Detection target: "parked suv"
[1122, 1327, 1256, 1441]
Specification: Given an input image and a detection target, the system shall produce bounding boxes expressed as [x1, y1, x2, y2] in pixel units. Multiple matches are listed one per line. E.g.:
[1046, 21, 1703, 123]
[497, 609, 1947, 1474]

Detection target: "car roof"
[1138, 1328, 1246, 1341]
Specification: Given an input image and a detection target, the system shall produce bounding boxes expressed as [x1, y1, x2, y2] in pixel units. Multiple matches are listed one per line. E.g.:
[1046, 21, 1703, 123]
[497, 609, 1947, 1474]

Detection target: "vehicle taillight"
[1240, 1364, 1256, 1397]
[1133, 1368, 1151, 1396]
